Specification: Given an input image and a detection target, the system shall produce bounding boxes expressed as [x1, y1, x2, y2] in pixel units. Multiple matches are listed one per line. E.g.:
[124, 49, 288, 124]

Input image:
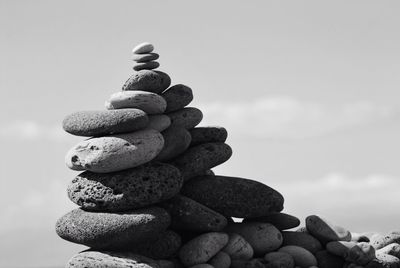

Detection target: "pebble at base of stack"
[56, 42, 399, 268]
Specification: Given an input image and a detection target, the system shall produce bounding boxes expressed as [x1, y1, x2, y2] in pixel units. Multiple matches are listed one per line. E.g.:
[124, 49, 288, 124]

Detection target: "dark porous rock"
[182, 175, 284, 218]
[315, 250, 345, 268]
[132, 230, 182, 259]
[281, 231, 323, 254]
[133, 61, 160, 71]
[55, 207, 170, 249]
[170, 143, 232, 181]
[132, 53, 160, 63]
[161, 195, 227, 232]
[66, 251, 161, 268]
[65, 129, 164, 173]
[168, 107, 203, 129]
[244, 212, 300, 231]
[306, 215, 351, 245]
[162, 84, 193, 112]
[189, 127, 228, 146]
[122, 70, 171, 94]
[67, 162, 182, 211]
[155, 127, 192, 161]
[63, 109, 148, 137]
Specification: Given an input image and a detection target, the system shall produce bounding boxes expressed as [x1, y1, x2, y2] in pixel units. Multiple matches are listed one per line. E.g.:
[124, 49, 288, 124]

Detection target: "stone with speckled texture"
[162, 84, 193, 112]
[122, 70, 171, 94]
[106, 91, 166, 114]
[167, 107, 203, 129]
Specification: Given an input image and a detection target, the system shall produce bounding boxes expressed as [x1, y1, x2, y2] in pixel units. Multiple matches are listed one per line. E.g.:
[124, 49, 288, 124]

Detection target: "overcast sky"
[1, 1, 400, 267]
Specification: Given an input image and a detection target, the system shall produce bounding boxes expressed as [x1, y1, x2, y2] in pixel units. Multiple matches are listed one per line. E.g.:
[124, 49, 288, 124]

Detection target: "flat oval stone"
[106, 91, 167, 114]
[147, 114, 171, 132]
[162, 84, 193, 112]
[209, 251, 231, 268]
[315, 250, 345, 268]
[65, 129, 164, 173]
[281, 231, 323, 254]
[189, 127, 228, 146]
[132, 230, 182, 259]
[278, 246, 317, 268]
[222, 233, 254, 260]
[306, 215, 351, 244]
[161, 195, 227, 232]
[122, 70, 171, 94]
[225, 222, 283, 256]
[66, 251, 160, 268]
[63, 109, 148, 137]
[181, 175, 284, 218]
[264, 252, 295, 268]
[170, 143, 232, 181]
[133, 61, 160, 71]
[244, 212, 300, 230]
[132, 42, 154, 54]
[179, 232, 229, 267]
[132, 53, 160, 62]
[67, 162, 182, 211]
[155, 126, 191, 161]
[168, 107, 203, 129]
[55, 207, 170, 249]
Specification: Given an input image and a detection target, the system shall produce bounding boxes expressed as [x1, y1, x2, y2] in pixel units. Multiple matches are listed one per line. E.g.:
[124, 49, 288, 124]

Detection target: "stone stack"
[56, 43, 400, 268]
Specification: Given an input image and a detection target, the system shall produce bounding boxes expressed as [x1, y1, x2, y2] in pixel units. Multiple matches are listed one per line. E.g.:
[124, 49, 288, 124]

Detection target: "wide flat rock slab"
[56, 207, 170, 249]
[181, 175, 284, 218]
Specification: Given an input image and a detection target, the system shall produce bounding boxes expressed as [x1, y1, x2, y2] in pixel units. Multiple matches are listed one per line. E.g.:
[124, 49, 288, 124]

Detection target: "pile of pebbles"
[56, 43, 400, 268]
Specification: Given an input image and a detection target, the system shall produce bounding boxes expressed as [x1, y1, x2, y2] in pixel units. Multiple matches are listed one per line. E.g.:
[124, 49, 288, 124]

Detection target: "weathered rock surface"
[56, 207, 170, 249]
[162, 84, 193, 112]
[181, 175, 284, 218]
[155, 126, 191, 161]
[281, 231, 323, 254]
[189, 127, 228, 146]
[63, 109, 148, 137]
[168, 107, 203, 129]
[278, 246, 317, 268]
[222, 233, 254, 260]
[132, 230, 182, 259]
[122, 70, 171, 94]
[67, 162, 182, 211]
[244, 212, 300, 231]
[306, 215, 351, 244]
[106, 91, 167, 114]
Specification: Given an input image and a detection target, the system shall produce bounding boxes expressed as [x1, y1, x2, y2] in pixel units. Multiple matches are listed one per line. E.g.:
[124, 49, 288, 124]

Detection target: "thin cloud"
[0, 120, 67, 142]
[198, 96, 397, 139]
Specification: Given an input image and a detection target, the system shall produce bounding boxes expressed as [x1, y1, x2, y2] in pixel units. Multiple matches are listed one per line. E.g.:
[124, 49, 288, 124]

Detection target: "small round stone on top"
[132, 42, 154, 54]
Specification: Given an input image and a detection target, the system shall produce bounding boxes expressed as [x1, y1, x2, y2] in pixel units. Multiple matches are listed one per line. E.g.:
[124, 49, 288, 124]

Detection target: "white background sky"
[1, 1, 400, 267]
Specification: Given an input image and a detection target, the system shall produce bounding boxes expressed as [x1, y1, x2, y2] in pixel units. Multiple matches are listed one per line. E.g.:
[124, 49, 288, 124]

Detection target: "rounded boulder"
[122, 70, 171, 94]
[162, 84, 193, 112]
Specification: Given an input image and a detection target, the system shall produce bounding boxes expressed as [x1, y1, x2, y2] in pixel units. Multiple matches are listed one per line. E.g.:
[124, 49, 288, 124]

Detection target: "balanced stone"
[244, 212, 300, 230]
[63, 109, 148, 137]
[132, 53, 159, 62]
[162, 84, 193, 112]
[170, 143, 232, 180]
[67, 162, 182, 211]
[189, 127, 228, 146]
[155, 126, 191, 161]
[168, 107, 203, 129]
[147, 114, 171, 132]
[106, 91, 167, 114]
[179, 232, 229, 267]
[133, 61, 160, 71]
[65, 129, 164, 173]
[305, 215, 351, 244]
[122, 70, 171, 94]
[222, 233, 254, 260]
[281, 231, 323, 254]
[181, 175, 284, 218]
[55, 207, 170, 249]
[161, 195, 227, 232]
[225, 222, 283, 255]
[66, 251, 160, 268]
[132, 42, 154, 54]
[132, 230, 182, 259]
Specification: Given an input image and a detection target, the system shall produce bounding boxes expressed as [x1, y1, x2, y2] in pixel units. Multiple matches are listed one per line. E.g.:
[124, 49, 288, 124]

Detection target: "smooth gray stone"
[168, 107, 203, 129]
[66, 251, 160, 268]
[56, 207, 170, 249]
[181, 175, 284, 218]
[133, 61, 160, 71]
[189, 127, 228, 146]
[132, 42, 154, 54]
[132, 53, 159, 62]
[315, 250, 345, 268]
[106, 91, 166, 114]
[155, 126, 191, 161]
[62, 109, 148, 137]
[169, 142, 232, 181]
[147, 114, 171, 132]
[161, 195, 227, 232]
[306, 215, 351, 245]
[162, 84, 193, 112]
[122, 70, 171, 94]
[68, 162, 182, 211]
[281, 231, 323, 254]
[244, 212, 300, 231]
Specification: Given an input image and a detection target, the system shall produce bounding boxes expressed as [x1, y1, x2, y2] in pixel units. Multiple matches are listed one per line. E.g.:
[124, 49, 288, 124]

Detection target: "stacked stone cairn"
[56, 42, 400, 268]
